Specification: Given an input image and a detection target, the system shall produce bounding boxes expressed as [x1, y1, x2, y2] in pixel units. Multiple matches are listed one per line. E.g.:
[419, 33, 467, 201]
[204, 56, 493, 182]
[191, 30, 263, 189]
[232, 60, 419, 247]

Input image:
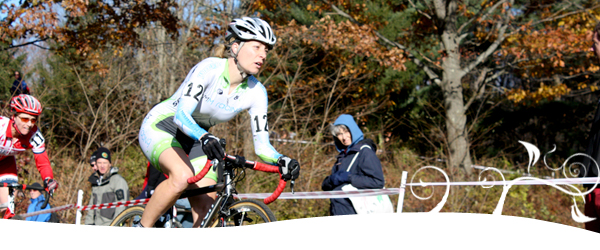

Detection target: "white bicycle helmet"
[226, 17, 276, 48]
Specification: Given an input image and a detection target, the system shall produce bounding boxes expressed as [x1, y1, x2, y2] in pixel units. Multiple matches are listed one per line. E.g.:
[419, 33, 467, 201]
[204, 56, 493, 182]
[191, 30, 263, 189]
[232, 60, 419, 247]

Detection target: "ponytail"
[211, 44, 227, 58]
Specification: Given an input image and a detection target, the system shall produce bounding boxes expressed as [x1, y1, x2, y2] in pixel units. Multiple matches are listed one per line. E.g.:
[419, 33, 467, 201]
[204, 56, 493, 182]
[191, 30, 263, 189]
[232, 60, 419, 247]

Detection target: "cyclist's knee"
[165, 171, 194, 193]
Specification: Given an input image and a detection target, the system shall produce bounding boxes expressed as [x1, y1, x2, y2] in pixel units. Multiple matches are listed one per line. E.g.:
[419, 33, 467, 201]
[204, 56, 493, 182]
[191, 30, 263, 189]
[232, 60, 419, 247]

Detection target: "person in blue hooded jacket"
[26, 182, 51, 222]
[321, 114, 385, 215]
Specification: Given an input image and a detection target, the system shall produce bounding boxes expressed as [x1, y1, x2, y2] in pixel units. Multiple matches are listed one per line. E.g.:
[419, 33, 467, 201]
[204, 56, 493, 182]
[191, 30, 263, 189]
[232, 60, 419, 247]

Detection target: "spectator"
[582, 21, 600, 233]
[84, 147, 129, 226]
[10, 71, 30, 96]
[25, 182, 51, 222]
[86, 149, 99, 204]
[321, 114, 385, 215]
[89, 150, 98, 172]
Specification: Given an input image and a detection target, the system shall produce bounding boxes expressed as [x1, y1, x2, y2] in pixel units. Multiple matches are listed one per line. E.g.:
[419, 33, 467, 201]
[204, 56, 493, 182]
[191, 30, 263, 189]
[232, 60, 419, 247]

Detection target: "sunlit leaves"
[501, 10, 600, 105]
[506, 83, 570, 104]
[1, 0, 179, 72]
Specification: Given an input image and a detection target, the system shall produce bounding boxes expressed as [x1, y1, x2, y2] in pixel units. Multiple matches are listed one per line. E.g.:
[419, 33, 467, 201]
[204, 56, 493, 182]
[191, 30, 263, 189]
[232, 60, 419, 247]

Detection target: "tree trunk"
[439, 0, 473, 174]
[442, 73, 473, 174]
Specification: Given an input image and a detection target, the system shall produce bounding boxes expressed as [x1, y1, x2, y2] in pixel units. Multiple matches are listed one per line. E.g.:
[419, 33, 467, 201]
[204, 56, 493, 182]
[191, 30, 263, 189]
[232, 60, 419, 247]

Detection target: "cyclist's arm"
[248, 83, 282, 165]
[29, 128, 53, 180]
[173, 61, 215, 140]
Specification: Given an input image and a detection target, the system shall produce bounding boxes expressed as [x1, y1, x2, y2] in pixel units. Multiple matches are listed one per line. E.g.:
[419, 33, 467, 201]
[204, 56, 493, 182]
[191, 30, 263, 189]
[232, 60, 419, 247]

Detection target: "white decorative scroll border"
[408, 140, 600, 223]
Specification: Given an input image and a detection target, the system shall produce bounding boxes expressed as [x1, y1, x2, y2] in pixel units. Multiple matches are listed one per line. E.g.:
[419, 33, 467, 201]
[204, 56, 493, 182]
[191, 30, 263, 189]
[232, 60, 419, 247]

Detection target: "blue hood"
[333, 114, 364, 152]
[30, 194, 46, 203]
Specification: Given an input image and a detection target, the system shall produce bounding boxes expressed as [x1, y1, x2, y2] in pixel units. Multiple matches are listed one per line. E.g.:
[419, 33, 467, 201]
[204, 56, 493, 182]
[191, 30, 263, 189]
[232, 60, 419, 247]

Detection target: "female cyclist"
[138, 17, 300, 228]
[0, 94, 58, 216]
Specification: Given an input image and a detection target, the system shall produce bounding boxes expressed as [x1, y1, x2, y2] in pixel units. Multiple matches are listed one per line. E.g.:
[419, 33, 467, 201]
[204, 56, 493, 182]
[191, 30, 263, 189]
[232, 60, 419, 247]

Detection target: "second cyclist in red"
[0, 94, 58, 215]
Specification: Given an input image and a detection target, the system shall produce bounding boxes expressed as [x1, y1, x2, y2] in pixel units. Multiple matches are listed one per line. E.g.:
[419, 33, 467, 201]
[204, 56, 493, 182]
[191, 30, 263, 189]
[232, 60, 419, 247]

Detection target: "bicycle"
[0, 182, 50, 220]
[110, 140, 292, 228]
[110, 201, 190, 228]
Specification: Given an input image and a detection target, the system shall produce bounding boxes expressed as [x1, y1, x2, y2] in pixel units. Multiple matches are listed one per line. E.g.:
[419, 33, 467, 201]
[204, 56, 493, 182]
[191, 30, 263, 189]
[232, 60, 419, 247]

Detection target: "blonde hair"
[211, 44, 228, 58]
[210, 36, 239, 58]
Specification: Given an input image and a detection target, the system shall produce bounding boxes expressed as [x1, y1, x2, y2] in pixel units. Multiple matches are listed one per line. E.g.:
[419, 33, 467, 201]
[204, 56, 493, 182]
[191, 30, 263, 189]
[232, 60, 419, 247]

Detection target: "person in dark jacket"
[321, 114, 385, 215]
[26, 182, 51, 222]
[581, 21, 600, 233]
[10, 71, 30, 96]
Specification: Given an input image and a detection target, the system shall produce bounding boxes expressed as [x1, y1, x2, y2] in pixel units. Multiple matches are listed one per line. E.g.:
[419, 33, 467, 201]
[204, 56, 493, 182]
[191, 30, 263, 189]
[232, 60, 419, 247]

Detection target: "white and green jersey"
[139, 57, 281, 176]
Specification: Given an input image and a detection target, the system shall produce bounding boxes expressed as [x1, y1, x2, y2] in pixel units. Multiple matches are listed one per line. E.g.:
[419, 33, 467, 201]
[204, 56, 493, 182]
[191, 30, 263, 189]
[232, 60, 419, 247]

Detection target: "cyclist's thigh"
[0, 187, 7, 206]
[157, 147, 196, 185]
[0, 156, 18, 205]
[139, 112, 185, 173]
[139, 111, 216, 182]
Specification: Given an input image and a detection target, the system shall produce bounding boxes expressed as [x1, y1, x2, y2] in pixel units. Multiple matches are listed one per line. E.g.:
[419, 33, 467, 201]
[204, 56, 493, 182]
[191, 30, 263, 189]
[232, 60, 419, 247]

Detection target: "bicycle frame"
[199, 164, 236, 228]
[177, 153, 284, 227]
[176, 158, 236, 227]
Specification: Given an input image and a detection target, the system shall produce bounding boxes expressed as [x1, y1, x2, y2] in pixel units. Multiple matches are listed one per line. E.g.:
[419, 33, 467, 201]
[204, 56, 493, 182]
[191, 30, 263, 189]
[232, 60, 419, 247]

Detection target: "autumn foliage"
[502, 13, 600, 104]
[1, 0, 179, 73]
[2, 0, 600, 230]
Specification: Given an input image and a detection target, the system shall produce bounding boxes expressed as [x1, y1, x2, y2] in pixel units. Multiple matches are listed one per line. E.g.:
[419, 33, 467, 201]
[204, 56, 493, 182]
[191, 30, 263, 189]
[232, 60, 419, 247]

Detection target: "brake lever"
[290, 180, 295, 194]
[212, 159, 220, 172]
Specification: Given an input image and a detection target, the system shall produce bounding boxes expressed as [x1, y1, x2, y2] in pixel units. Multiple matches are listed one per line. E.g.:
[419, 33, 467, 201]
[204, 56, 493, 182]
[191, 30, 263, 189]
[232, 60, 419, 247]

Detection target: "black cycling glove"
[201, 133, 225, 160]
[278, 155, 300, 181]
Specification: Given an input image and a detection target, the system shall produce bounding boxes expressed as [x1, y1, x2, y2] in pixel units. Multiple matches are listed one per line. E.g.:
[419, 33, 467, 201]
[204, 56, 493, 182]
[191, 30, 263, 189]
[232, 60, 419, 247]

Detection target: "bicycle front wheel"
[210, 200, 276, 227]
[110, 205, 145, 227]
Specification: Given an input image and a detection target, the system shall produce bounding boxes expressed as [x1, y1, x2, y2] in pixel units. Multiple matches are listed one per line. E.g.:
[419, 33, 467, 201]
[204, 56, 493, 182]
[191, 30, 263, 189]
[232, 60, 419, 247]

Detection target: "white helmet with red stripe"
[10, 94, 42, 116]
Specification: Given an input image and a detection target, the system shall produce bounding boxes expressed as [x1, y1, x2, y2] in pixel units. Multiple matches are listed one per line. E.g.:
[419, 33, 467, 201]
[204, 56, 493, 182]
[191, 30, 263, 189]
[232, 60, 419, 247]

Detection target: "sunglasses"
[17, 116, 37, 124]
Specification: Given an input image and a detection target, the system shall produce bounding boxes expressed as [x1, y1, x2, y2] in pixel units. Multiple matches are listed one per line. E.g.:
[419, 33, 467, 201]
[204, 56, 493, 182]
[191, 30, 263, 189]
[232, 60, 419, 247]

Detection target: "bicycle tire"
[109, 205, 145, 227]
[209, 200, 276, 227]
[110, 205, 184, 228]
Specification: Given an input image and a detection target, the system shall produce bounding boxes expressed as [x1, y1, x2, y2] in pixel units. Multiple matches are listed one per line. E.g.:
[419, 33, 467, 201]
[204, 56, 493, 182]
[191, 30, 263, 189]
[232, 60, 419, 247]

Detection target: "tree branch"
[463, 24, 508, 75]
[319, 0, 442, 85]
[457, 0, 507, 38]
[0, 38, 49, 51]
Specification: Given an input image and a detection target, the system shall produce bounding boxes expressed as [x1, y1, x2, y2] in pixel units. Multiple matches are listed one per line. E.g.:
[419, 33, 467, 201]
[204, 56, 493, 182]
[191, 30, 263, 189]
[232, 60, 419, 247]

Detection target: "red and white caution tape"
[17, 199, 150, 218]
[77, 198, 150, 211]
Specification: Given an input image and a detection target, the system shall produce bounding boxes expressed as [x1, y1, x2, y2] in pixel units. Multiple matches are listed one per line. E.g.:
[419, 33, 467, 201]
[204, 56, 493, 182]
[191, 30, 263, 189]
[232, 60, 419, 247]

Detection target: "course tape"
[17, 204, 75, 219]
[16, 176, 600, 218]
[17, 198, 149, 219]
